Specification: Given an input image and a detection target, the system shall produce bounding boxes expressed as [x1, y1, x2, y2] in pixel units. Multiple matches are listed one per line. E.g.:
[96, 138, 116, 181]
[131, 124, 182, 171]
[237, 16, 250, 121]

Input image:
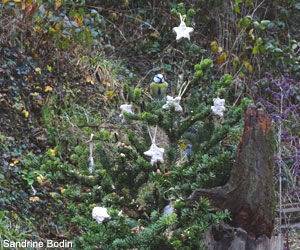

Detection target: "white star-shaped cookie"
[92, 207, 111, 224]
[144, 143, 164, 165]
[173, 21, 194, 41]
[162, 96, 183, 112]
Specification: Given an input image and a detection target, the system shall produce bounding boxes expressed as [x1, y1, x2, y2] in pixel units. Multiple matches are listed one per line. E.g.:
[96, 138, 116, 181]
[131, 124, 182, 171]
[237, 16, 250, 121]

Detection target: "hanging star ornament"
[211, 98, 226, 117]
[119, 104, 134, 123]
[162, 96, 183, 112]
[144, 143, 164, 165]
[173, 14, 194, 41]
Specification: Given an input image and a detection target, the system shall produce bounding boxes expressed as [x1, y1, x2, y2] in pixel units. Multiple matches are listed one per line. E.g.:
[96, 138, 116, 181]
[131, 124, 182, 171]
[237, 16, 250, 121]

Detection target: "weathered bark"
[203, 224, 283, 250]
[187, 104, 276, 239]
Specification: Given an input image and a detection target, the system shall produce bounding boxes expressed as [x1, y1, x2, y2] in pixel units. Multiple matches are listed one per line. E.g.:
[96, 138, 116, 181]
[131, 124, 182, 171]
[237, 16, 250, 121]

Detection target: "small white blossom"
[173, 20, 194, 41]
[144, 143, 164, 165]
[119, 104, 134, 123]
[92, 207, 110, 224]
[163, 96, 183, 112]
[211, 98, 226, 117]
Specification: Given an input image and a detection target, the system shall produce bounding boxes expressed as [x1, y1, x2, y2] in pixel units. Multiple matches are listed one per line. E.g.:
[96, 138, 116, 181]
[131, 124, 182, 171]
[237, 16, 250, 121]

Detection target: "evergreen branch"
[201, 108, 243, 154]
[112, 214, 177, 249]
[176, 107, 210, 138]
[124, 112, 158, 125]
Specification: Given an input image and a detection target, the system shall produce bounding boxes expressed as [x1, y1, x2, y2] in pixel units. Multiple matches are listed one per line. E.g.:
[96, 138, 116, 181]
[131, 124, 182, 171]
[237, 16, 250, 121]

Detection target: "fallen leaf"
[149, 32, 160, 39]
[37, 174, 45, 184]
[244, 61, 253, 73]
[41, 181, 51, 188]
[210, 41, 218, 53]
[55, 0, 61, 8]
[60, 187, 65, 194]
[105, 90, 115, 100]
[217, 52, 227, 65]
[35, 67, 41, 75]
[86, 76, 94, 85]
[45, 86, 53, 92]
[29, 196, 40, 202]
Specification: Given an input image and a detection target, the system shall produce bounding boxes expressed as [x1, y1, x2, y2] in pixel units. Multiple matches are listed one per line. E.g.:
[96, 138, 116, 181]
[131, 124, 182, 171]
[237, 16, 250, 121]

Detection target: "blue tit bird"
[150, 74, 168, 99]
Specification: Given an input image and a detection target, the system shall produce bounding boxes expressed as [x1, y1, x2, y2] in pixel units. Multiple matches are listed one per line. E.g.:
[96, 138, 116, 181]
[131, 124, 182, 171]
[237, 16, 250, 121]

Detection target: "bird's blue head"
[153, 74, 165, 83]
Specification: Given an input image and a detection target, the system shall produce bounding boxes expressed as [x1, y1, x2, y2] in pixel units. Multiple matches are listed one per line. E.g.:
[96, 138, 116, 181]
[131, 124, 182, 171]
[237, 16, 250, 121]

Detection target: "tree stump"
[187, 104, 276, 239]
[203, 224, 283, 250]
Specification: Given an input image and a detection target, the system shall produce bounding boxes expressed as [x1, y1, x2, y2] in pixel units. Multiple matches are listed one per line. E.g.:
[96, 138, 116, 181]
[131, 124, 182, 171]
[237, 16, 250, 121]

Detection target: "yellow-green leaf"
[217, 52, 227, 65]
[249, 28, 255, 40]
[35, 67, 41, 75]
[55, 0, 61, 8]
[210, 41, 218, 53]
[60, 187, 66, 194]
[149, 32, 160, 39]
[24, 110, 29, 118]
[105, 90, 115, 100]
[234, 3, 240, 14]
[49, 149, 55, 156]
[244, 61, 253, 73]
[253, 46, 259, 55]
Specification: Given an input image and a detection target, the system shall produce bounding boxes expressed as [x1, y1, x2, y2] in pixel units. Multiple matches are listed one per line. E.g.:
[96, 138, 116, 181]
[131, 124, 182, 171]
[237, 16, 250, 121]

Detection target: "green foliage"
[171, 2, 196, 26]
[112, 214, 177, 249]
[3, 0, 297, 248]
[0, 210, 39, 249]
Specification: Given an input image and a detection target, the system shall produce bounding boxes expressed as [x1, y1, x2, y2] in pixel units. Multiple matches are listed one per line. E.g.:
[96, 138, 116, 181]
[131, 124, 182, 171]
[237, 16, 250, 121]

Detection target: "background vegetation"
[0, 0, 299, 249]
